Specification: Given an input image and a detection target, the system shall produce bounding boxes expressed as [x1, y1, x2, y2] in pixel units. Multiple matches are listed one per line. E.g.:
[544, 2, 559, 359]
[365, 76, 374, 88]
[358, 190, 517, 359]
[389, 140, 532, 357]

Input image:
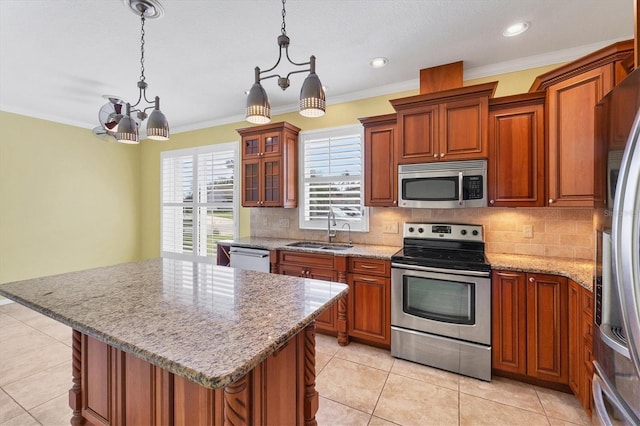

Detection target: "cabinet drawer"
[582, 315, 594, 341]
[348, 258, 390, 277]
[583, 342, 594, 374]
[279, 251, 334, 268]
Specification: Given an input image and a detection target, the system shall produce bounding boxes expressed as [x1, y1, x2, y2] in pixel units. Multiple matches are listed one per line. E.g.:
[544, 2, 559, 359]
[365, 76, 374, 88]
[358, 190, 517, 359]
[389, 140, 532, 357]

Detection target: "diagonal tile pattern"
[0, 303, 594, 425]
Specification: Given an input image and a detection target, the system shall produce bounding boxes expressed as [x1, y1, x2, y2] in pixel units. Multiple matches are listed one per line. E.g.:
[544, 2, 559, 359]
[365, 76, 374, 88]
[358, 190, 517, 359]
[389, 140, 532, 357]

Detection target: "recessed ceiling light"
[369, 57, 389, 69]
[503, 22, 529, 37]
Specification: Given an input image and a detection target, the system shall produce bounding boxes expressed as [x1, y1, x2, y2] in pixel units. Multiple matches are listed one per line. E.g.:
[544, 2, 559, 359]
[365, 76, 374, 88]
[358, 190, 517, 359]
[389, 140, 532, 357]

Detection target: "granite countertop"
[487, 253, 594, 290]
[223, 237, 401, 259]
[0, 258, 348, 389]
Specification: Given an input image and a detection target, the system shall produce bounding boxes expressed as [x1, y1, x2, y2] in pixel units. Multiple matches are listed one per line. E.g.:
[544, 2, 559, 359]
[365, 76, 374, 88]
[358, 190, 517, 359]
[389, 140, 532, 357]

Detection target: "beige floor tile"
[0, 322, 39, 344]
[23, 315, 71, 346]
[547, 417, 586, 426]
[368, 416, 400, 425]
[0, 303, 42, 322]
[391, 358, 459, 391]
[0, 313, 21, 328]
[0, 411, 40, 426]
[3, 361, 70, 410]
[459, 392, 549, 426]
[29, 393, 72, 426]
[459, 374, 544, 413]
[0, 390, 27, 424]
[316, 351, 332, 374]
[334, 342, 394, 372]
[0, 336, 70, 386]
[373, 373, 458, 426]
[317, 358, 388, 414]
[316, 333, 340, 356]
[536, 387, 591, 425]
[316, 396, 371, 426]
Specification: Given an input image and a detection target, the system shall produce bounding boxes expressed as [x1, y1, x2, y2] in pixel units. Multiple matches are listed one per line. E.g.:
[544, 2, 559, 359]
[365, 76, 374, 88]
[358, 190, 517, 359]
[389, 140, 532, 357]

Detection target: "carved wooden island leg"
[304, 323, 319, 426]
[69, 329, 85, 426]
[337, 294, 349, 346]
[224, 374, 251, 425]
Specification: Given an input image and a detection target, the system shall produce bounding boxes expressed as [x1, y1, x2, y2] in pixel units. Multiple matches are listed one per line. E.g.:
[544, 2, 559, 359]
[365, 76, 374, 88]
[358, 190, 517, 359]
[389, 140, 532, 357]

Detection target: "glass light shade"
[246, 82, 271, 124]
[147, 108, 170, 140]
[299, 72, 326, 118]
[116, 115, 139, 144]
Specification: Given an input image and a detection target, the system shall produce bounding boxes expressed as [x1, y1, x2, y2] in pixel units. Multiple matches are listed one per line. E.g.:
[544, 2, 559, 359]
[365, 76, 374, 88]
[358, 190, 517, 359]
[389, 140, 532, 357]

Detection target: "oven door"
[391, 264, 491, 345]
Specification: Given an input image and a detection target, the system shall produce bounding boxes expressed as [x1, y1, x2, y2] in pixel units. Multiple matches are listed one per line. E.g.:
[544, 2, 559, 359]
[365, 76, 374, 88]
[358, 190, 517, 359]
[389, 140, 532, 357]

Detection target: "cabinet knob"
[529, 277, 535, 282]
[393, 200, 397, 205]
[548, 198, 554, 204]
[433, 154, 438, 158]
[490, 200, 495, 205]
[440, 153, 445, 158]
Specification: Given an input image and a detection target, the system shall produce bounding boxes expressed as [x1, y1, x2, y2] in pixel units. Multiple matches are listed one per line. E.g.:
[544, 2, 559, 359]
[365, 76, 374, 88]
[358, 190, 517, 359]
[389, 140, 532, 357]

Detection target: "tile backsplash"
[251, 207, 595, 260]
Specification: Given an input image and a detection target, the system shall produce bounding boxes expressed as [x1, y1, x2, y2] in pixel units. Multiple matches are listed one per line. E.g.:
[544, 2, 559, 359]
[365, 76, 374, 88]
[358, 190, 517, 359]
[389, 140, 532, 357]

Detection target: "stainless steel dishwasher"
[229, 246, 270, 272]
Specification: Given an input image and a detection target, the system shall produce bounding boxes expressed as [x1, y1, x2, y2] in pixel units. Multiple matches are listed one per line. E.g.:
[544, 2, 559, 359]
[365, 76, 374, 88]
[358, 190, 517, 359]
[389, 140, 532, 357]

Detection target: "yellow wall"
[0, 112, 141, 284]
[0, 63, 566, 277]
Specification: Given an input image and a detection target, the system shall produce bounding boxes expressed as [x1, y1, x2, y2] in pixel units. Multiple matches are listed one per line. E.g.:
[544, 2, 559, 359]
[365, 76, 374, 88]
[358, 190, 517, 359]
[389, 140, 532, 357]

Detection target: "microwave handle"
[458, 172, 464, 206]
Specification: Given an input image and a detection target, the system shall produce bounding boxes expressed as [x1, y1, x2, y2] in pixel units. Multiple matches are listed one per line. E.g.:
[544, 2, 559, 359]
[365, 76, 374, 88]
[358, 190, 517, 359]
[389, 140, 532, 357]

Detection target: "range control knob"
[418, 227, 424, 233]
[461, 229, 467, 236]
[408, 227, 415, 233]
[472, 230, 479, 236]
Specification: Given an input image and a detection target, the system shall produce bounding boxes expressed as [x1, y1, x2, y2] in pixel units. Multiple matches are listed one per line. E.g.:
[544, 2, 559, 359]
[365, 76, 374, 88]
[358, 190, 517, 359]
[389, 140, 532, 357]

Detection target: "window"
[161, 142, 238, 262]
[299, 125, 368, 231]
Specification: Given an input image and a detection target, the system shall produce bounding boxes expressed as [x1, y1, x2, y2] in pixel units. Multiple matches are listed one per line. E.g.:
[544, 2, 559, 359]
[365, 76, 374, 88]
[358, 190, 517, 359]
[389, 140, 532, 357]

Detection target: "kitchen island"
[0, 258, 348, 426]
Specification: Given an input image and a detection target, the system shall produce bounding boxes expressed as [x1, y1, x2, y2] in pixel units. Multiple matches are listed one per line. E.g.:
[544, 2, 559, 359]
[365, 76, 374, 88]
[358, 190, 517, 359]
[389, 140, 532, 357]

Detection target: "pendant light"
[116, 0, 169, 144]
[245, 0, 326, 124]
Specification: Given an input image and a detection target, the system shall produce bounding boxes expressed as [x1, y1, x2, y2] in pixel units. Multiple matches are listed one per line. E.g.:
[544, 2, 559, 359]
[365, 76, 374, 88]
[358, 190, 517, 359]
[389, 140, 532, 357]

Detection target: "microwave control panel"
[463, 176, 483, 200]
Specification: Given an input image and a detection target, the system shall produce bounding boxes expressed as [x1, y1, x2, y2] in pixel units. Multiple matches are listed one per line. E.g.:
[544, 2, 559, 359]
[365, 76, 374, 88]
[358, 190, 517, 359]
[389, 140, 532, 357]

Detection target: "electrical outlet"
[278, 219, 290, 228]
[523, 225, 533, 238]
[383, 222, 399, 234]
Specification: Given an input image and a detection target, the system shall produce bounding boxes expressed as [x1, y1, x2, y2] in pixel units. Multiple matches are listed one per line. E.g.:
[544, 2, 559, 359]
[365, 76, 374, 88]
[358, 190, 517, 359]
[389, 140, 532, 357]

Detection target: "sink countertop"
[0, 258, 348, 389]
[220, 238, 594, 290]
[487, 253, 594, 291]
[223, 237, 401, 259]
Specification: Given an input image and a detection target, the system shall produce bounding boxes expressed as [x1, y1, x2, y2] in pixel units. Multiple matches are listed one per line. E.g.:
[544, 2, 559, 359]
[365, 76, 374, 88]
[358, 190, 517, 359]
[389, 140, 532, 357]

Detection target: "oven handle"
[458, 171, 464, 206]
[391, 262, 490, 277]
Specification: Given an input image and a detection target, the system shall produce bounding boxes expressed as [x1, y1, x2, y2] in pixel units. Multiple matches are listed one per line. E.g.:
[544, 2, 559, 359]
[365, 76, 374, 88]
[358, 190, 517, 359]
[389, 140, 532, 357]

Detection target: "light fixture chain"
[139, 13, 146, 82]
[281, 0, 286, 36]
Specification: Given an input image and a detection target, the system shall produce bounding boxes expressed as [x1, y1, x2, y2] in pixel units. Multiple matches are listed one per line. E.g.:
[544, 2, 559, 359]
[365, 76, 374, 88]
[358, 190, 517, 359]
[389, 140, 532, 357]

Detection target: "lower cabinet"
[569, 279, 595, 417]
[492, 270, 569, 384]
[347, 258, 391, 348]
[278, 251, 346, 336]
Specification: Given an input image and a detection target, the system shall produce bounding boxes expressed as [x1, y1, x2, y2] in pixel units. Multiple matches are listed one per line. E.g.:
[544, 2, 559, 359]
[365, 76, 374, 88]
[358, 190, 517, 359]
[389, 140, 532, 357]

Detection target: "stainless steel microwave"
[398, 159, 487, 208]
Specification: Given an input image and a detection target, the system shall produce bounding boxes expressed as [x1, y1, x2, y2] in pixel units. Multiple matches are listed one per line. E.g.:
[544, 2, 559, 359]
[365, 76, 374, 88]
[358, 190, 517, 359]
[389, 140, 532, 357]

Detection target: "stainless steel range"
[390, 222, 492, 381]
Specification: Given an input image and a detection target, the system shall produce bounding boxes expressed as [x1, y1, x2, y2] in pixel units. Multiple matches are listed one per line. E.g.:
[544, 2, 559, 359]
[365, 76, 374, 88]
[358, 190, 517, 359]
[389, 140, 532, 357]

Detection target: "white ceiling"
[0, 0, 634, 135]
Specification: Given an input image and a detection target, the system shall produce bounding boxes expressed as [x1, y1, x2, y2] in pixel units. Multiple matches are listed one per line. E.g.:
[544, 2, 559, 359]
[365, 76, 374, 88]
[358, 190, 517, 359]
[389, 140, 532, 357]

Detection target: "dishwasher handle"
[229, 247, 269, 258]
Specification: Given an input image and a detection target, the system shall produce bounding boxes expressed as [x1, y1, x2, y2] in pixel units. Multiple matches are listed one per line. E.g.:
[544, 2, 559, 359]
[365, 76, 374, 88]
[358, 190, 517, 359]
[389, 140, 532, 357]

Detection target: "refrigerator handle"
[612, 107, 640, 378]
[592, 361, 640, 426]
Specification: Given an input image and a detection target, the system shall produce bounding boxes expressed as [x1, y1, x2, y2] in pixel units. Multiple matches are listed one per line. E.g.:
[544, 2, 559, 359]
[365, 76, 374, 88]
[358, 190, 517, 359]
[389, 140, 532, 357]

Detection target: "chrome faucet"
[327, 207, 337, 243]
[341, 222, 352, 245]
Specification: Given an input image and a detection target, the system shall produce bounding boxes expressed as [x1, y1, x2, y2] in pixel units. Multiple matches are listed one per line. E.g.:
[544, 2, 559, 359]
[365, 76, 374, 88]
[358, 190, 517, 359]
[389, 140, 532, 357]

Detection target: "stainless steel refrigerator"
[593, 66, 640, 425]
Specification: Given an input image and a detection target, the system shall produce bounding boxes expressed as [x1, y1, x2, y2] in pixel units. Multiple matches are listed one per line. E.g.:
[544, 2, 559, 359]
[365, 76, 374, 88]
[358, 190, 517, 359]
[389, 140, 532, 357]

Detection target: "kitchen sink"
[286, 241, 353, 251]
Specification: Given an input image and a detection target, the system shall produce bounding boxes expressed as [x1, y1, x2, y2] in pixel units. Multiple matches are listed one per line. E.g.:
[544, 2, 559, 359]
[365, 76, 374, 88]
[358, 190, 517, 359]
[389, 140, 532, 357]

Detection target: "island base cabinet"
[71, 325, 319, 426]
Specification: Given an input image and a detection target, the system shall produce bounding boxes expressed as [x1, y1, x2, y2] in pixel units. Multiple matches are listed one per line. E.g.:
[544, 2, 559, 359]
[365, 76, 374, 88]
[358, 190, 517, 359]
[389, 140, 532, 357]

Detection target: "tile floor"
[0, 301, 594, 426]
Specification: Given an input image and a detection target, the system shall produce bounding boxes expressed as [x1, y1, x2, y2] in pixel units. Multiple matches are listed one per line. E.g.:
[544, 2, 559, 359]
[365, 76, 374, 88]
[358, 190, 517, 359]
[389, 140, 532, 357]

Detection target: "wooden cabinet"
[492, 271, 568, 385]
[236, 122, 300, 208]
[569, 279, 595, 416]
[347, 257, 391, 348]
[278, 251, 348, 342]
[488, 93, 545, 207]
[359, 114, 398, 207]
[74, 327, 316, 426]
[531, 40, 633, 207]
[390, 82, 496, 164]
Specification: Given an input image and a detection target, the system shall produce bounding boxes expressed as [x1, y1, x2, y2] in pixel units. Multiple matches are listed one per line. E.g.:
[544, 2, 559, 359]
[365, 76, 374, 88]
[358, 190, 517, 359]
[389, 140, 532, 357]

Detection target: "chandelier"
[245, 0, 326, 124]
[116, 0, 170, 144]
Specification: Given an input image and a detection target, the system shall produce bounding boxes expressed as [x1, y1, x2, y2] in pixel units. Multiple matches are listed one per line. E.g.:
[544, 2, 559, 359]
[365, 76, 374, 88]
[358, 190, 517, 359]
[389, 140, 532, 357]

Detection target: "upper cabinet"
[359, 114, 398, 207]
[390, 82, 497, 164]
[236, 122, 300, 208]
[488, 92, 545, 207]
[530, 40, 634, 207]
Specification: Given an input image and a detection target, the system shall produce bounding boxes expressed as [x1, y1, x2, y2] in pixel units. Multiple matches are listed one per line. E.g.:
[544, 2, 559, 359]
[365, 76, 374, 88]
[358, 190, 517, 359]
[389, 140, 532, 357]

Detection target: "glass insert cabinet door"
[403, 275, 475, 325]
[242, 133, 281, 158]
